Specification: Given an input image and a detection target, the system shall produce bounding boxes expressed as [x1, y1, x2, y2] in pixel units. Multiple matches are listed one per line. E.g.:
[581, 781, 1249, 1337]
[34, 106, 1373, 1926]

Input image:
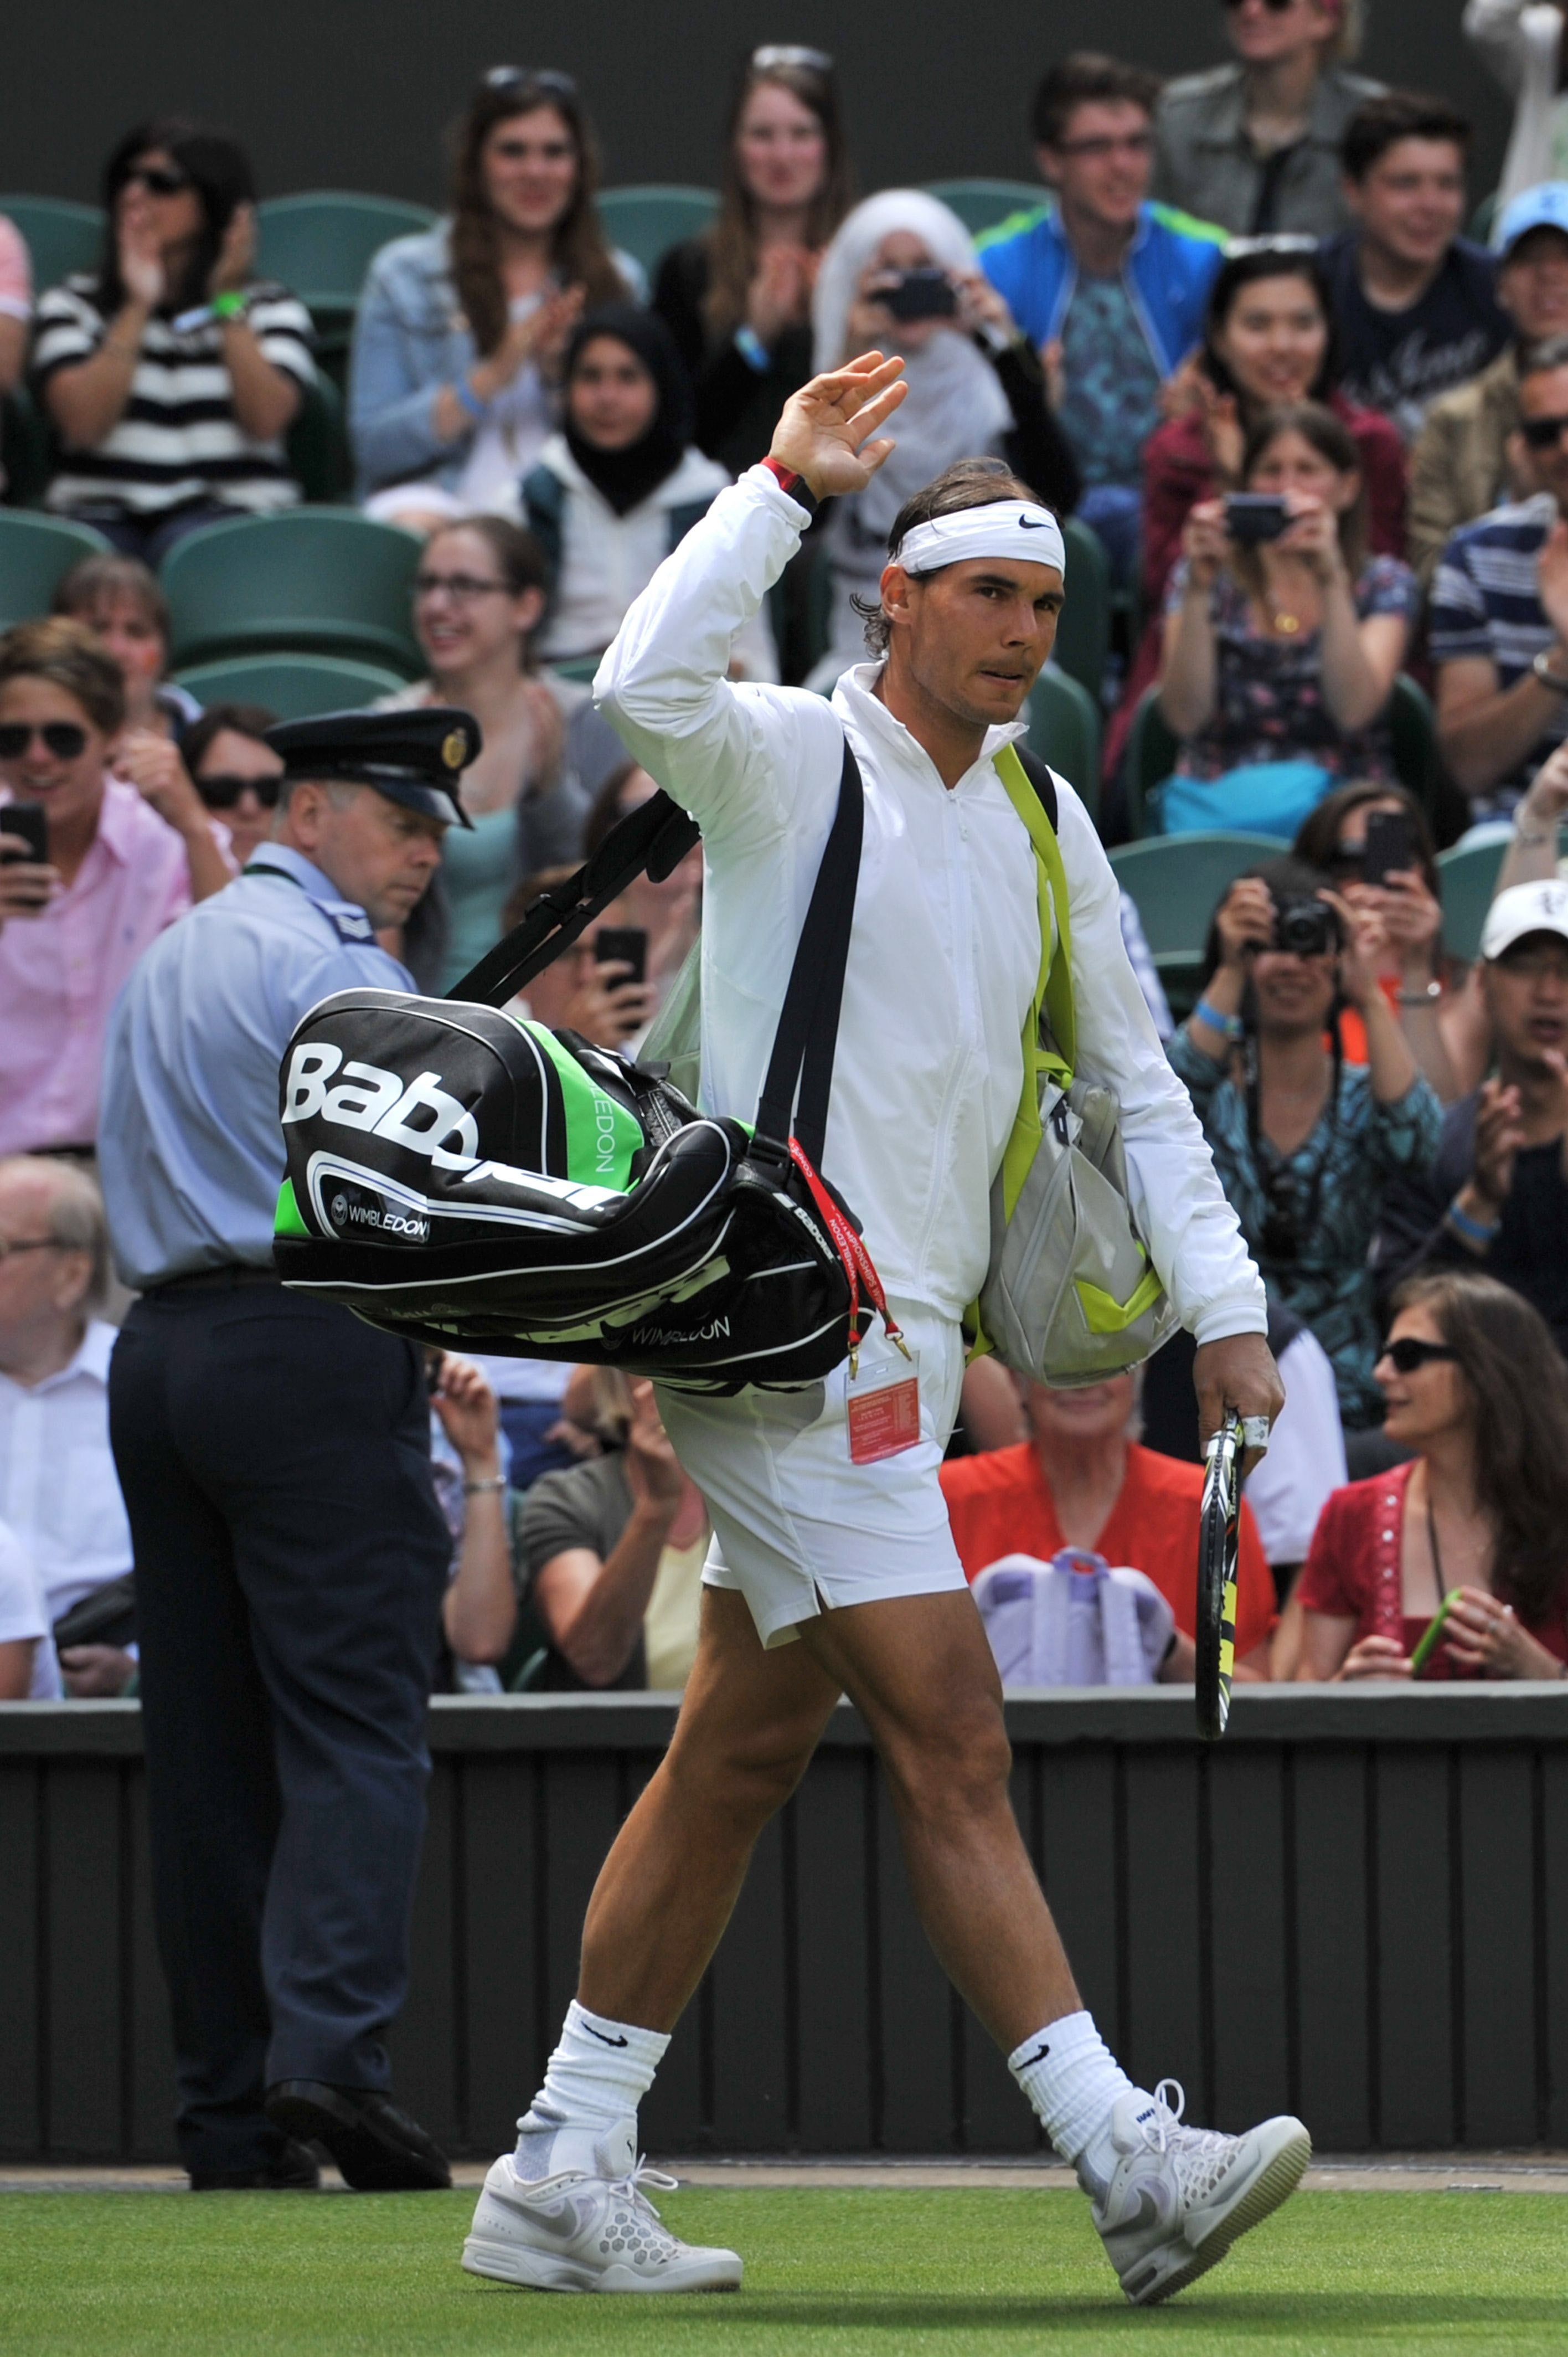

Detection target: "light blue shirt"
[98, 846, 414, 1289]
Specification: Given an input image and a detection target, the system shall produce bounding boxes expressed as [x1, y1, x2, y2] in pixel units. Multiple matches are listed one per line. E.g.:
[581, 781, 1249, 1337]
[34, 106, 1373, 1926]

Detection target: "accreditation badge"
[845, 1340, 922, 1466]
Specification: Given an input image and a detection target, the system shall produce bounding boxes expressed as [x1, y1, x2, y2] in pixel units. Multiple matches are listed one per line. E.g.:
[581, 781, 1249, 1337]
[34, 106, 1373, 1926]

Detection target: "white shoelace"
[1139, 2081, 1232, 2159]
[606, 2158, 682, 2241]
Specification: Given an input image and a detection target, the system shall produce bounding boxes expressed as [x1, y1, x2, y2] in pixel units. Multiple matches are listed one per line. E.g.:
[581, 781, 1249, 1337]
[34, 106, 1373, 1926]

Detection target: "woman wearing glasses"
[379, 514, 587, 992]
[1294, 1271, 1568, 1677]
[1154, 0, 1384, 239]
[1167, 854, 1441, 1431]
[653, 47, 852, 480]
[32, 121, 314, 563]
[0, 620, 230, 1157]
[351, 69, 642, 531]
[178, 704, 285, 871]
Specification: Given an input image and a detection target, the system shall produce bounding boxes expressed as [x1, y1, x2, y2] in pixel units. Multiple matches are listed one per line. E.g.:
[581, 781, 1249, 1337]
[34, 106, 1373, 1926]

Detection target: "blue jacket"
[977, 201, 1227, 377]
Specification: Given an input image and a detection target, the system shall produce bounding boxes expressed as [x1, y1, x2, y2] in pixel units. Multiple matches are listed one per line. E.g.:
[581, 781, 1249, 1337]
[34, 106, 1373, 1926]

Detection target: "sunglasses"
[482, 64, 578, 101]
[122, 163, 191, 197]
[1520, 411, 1568, 450]
[1381, 1337, 1458, 1375]
[0, 721, 87, 760]
[752, 44, 834, 72]
[195, 770, 281, 812]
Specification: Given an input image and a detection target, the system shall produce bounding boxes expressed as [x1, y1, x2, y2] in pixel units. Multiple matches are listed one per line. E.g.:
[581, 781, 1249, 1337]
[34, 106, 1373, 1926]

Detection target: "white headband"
[892, 500, 1066, 580]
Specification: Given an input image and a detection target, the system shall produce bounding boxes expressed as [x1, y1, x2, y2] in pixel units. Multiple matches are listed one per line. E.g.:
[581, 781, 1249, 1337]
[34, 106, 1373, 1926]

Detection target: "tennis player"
[462, 353, 1306, 2304]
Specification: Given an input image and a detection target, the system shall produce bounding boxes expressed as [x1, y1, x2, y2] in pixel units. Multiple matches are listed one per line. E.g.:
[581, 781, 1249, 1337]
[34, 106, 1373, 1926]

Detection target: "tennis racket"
[1196, 1412, 1244, 1742]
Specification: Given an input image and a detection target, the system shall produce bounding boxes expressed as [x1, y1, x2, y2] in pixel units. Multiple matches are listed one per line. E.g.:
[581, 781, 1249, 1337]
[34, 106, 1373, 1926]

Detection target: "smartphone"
[1361, 809, 1419, 889]
[1224, 493, 1290, 546]
[594, 925, 648, 985]
[1409, 1590, 1462, 1679]
[0, 800, 48, 863]
[883, 268, 958, 323]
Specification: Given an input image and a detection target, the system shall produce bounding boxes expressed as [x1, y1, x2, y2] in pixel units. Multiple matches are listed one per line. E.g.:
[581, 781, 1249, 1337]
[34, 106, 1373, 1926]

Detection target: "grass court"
[4, 2185, 1566, 2355]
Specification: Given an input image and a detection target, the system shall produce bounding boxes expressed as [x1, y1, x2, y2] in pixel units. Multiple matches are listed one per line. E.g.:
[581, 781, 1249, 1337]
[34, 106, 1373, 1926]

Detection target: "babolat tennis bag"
[271, 739, 899, 1392]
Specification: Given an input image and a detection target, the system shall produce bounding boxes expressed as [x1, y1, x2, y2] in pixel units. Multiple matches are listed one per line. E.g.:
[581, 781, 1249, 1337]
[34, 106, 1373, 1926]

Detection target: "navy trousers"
[109, 1279, 450, 2178]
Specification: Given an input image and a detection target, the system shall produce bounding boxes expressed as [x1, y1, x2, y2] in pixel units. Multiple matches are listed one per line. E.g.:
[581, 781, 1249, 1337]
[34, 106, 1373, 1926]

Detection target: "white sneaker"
[1083, 2080, 1310, 2306]
[461, 2117, 742, 2295]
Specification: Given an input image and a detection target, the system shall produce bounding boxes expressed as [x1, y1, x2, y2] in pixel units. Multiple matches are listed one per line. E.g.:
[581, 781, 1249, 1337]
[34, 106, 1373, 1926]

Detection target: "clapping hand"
[116, 188, 165, 310]
[206, 202, 255, 300]
[769, 351, 907, 502]
[1195, 376, 1244, 486]
[747, 244, 815, 345]
[1536, 519, 1568, 649]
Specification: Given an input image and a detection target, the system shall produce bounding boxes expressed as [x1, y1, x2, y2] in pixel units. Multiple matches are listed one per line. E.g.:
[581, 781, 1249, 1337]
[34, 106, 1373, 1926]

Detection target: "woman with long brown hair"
[350, 66, 641, 529]
[1296, 1270, 1568, 1678]
[654, 45, 852, 476]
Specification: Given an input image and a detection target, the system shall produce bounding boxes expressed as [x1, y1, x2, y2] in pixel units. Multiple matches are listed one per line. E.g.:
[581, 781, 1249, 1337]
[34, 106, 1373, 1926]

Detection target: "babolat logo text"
[283, 1042, 479, 1171]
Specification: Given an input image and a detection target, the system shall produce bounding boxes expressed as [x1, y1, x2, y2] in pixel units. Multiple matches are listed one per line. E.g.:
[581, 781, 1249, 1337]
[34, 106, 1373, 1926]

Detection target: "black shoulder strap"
[1012, 741, 1059, 836]
[443, 790, 700, 1007]
[753, 737, 862, 1169]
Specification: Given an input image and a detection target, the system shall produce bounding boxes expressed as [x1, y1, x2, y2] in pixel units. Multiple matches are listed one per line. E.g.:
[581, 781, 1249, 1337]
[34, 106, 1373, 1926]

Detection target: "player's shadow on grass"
[667, 2294, 1568, 2332]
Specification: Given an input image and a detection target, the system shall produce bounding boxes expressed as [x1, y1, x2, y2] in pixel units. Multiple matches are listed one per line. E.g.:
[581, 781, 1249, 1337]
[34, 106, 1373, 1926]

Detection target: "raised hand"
[1536, 518, 1568, 649]
[623, 1377, 686, 1512]
[1182, 497, 1232, 592]
[207, 201, 255, 299]
[1213, 874, 1277, 971]
[768, 352, 907, 501]
[747, 244, 813, 344]
[116, 189, 164, 310]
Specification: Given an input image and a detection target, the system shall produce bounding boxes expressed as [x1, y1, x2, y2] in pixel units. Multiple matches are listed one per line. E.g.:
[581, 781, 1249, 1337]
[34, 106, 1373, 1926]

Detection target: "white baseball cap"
[1480, 879, 1568, 962]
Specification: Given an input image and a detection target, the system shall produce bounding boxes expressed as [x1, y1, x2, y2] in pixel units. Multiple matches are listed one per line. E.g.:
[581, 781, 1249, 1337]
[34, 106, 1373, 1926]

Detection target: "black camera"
[1273, 898, 1337, 958]
[881, 268, 958, 322]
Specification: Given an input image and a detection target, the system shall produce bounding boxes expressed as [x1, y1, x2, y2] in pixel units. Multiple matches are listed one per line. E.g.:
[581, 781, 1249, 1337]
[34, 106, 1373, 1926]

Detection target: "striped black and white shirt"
[32, 274, 315, 520]
[1428, 490, 1564, 816]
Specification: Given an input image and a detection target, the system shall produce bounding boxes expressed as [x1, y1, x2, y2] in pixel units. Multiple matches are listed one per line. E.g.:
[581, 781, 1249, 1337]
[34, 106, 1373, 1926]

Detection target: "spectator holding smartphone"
[1154, 402, 1417, 835]
[581, 759, 703, 1017]
[33, 122, 312, 563]
[654, 45, 852, 478]
[0, 620, 230, 1157]
[804, 191, 1080, 687]
[1296, 1271, 1568, 1678]
[499, 865, 656, 1049]
[1169, 856, 1441, 1429]
[1373, 880, 1568, 1355]
[350, 68, 640, 529]
[978, 54, 1227, 586]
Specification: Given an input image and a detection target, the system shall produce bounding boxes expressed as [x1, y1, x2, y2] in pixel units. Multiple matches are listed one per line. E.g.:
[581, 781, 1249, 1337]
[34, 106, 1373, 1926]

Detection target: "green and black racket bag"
[272, 742, 890, 1392]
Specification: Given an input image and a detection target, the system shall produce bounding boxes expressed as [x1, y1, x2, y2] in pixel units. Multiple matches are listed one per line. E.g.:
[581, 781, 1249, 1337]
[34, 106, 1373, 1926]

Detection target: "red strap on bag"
[788, 1138, 907, 1370]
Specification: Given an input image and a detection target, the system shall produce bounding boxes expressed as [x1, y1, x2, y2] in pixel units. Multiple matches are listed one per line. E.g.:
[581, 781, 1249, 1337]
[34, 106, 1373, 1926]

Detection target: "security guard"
[99, 708, 478, 2191]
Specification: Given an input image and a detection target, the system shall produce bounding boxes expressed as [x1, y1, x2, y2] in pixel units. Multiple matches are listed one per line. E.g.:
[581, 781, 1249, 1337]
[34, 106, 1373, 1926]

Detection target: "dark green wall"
[2, 3, 1514, 217]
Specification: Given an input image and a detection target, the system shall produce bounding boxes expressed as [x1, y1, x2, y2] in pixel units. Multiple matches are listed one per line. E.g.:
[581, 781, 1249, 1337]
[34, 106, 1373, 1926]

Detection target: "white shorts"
[654, 1308, 969, 1650]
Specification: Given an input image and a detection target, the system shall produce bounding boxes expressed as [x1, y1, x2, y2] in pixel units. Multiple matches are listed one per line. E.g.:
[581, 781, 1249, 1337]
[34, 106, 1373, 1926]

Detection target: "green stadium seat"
[548, 655, 601, 686]
[1054, 515, 1110, 706]
[1026, 665, 1101, 824]
[284, 372, 352, 504]
[172, 651, 410, 721]
[0, 508, 110, 627]
[255, 192, 439, 349]
[1, 387, 55, 509]
[1437, 835, 1514, 964]
[0, 195, 104, 290]
[925, 181, 1044, 240]
[1125, 673, 1442, 838]
[1469, 189, 1499, 247]
[597, 187, 719, 280]
[1110, 831, 1293, 1013]
[161, 507, 423, 675]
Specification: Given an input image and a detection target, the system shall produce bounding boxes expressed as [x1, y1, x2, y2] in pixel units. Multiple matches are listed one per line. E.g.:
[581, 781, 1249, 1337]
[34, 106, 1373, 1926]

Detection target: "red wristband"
[762, 456, 818, 515]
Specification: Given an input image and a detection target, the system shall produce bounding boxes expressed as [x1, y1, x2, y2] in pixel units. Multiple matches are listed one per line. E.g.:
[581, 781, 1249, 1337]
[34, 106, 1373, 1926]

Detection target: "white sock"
[1009, 2009, 1136, 2180]
[514, 2001, 669, 2171]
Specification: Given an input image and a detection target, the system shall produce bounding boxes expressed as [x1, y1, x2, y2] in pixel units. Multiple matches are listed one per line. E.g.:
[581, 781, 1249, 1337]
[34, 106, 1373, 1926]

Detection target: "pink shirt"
[0, 778, 192, 1152]
[0, 215, 32, 321]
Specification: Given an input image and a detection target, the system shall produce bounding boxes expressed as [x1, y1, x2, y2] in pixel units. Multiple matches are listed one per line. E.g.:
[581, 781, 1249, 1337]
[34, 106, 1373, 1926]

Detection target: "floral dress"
[1164, 552, 1419, 784]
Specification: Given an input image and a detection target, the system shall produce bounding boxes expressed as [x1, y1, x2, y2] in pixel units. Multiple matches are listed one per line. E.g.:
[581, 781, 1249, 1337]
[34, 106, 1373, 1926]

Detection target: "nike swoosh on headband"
[894, 501, 1066, 578]
[1019, 517, 1048, 528]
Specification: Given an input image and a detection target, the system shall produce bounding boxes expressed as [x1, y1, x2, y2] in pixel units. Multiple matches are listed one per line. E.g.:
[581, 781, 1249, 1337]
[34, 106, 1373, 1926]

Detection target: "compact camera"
[1272, 898, 1338, 958]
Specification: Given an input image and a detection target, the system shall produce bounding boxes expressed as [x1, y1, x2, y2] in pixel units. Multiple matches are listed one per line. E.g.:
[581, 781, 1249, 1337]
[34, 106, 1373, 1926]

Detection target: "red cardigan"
[1104, 393, 1409, 790]
[1296, 1461, 1568, 1679]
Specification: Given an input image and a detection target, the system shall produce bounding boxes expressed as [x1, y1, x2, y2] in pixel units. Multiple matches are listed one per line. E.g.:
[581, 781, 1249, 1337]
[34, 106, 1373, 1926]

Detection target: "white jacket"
[1464, 0, 1568, 225]
[532, 437, 778, 682]
[596, 465, 1266, 1343]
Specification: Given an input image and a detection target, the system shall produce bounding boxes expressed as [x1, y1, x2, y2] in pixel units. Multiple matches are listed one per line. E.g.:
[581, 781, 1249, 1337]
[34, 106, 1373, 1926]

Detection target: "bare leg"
[577, 1587, 840, 2029]
[797, 1588, 1081, 2052]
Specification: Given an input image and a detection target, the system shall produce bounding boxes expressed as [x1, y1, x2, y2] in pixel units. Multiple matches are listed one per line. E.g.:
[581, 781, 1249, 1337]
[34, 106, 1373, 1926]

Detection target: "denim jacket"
[347, 223, 646, 502]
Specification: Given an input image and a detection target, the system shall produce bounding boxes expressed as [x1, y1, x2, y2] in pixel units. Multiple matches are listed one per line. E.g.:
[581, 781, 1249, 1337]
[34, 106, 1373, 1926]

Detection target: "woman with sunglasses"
[1168, 853, 1442, 1431]
[653, 47, 852, 480]
[178, 703, 284, 870]
[0, 620, 231, 1157]
[379, 514, 587, 992]
[32, 122, 313, 564]
[1154, 0, 1385, 240]
[351, 69, 641, 532]
[1294, 1270, 1568, 1677]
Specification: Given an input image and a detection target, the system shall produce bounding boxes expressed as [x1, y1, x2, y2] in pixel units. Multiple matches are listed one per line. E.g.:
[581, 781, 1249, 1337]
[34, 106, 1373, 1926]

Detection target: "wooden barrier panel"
[2, 1687, 1565, 2160]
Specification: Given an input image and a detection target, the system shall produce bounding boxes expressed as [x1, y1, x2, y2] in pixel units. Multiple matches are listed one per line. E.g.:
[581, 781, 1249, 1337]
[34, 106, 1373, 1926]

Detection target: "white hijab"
[810, 189, 1012, 549]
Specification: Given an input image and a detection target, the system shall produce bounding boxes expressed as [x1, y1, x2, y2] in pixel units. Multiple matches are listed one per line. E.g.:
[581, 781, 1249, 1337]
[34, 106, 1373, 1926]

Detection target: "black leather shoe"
[189, 2137, 321, 2192]
[264, 2080, 451, 2191]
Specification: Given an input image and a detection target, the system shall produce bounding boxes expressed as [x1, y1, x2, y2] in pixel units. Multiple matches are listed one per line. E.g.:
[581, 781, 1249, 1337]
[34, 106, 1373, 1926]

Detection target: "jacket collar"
[832, 663, 1029, 794]
[1190, 61, 1356, 153]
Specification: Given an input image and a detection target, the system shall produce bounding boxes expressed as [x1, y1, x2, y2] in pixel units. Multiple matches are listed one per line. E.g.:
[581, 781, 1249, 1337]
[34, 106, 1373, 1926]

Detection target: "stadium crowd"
[5, 6, 1568, 1730]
